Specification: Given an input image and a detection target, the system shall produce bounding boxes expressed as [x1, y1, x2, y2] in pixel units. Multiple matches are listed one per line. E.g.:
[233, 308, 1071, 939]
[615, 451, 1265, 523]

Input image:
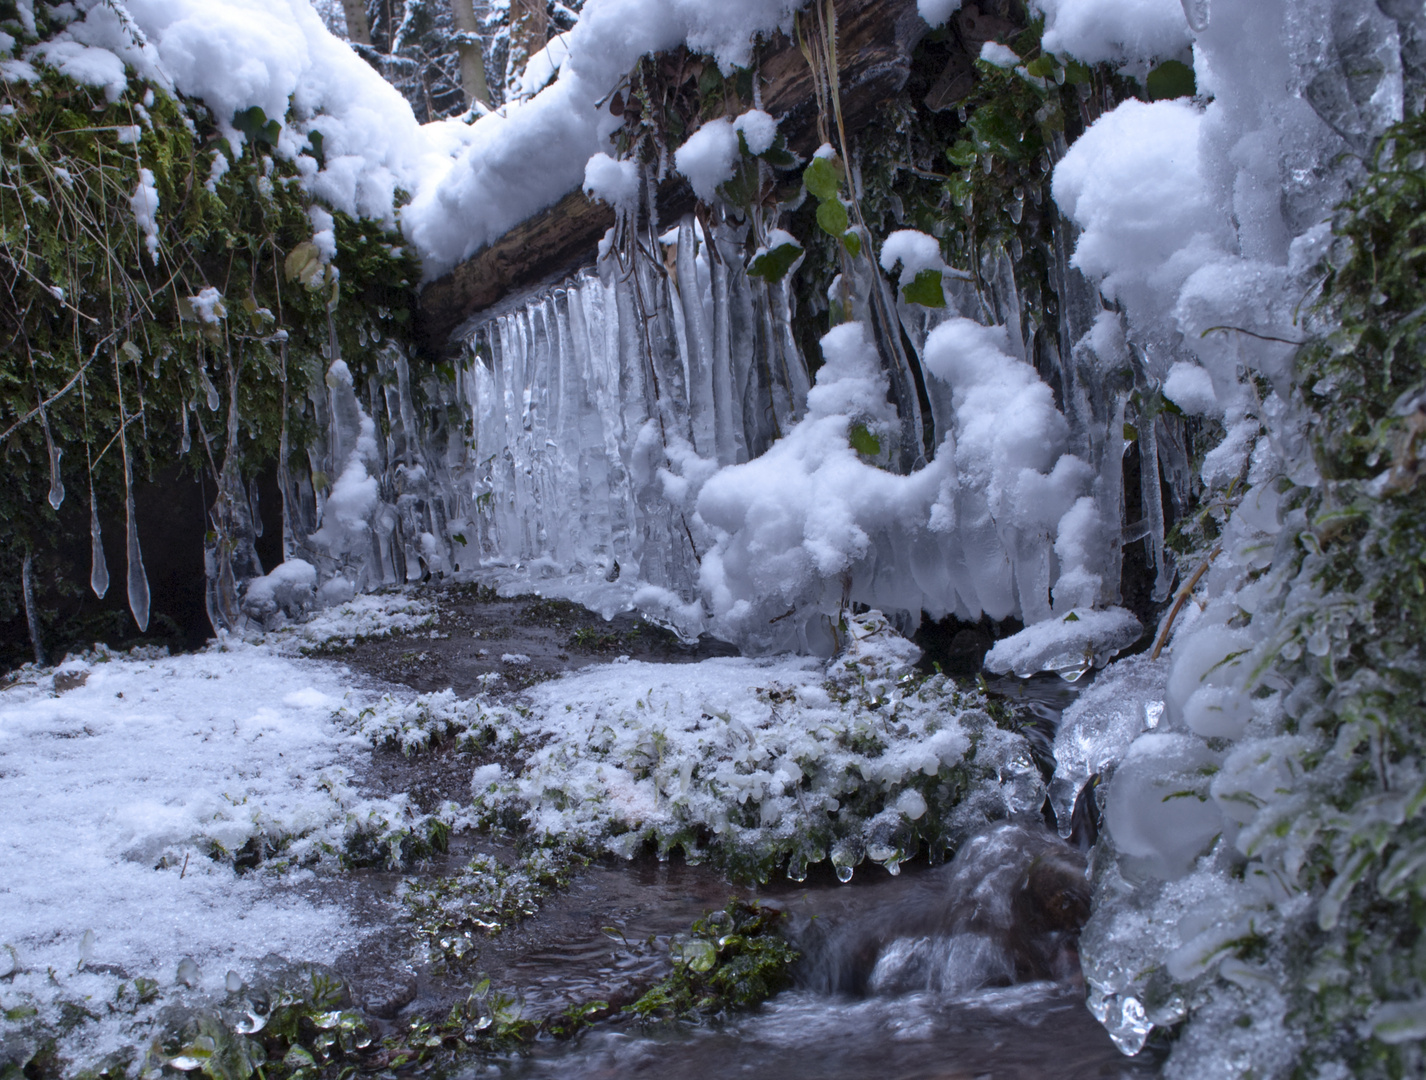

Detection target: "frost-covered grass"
[268, 592, 437, 654]
[462, 612, 1042, 884]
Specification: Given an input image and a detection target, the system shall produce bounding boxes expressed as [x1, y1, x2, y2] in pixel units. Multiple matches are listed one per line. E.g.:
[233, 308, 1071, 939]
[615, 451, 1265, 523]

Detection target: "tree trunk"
[451, 0, 492, 106]
[340, 0, 372, 45]
[508, 0, 550, 85]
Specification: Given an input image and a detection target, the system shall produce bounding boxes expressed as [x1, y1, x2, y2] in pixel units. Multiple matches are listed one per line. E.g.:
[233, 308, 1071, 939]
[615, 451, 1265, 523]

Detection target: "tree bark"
[451, 0, 492, 106]
[508, 0, 550, 85]
[340, 0, 372, 45]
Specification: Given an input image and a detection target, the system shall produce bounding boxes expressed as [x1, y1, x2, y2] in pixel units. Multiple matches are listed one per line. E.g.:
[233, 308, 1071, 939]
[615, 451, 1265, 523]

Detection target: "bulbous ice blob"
[1104, 733, 1224, 879]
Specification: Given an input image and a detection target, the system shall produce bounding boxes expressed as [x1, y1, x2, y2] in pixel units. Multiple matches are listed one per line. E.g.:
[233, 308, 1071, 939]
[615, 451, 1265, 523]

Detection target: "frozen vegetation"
[3, 0, 1426, 1077]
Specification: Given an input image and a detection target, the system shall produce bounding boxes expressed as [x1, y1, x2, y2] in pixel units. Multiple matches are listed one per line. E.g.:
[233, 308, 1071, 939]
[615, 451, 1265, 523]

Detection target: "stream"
[314, 585, 1157, 1079]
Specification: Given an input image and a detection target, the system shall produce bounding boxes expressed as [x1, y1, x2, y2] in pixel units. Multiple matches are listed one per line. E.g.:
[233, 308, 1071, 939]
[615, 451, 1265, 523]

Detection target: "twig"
[1200, 324, 1306, 346]
[1150, 546, 1222, 659]
[0, 334, 116, 443]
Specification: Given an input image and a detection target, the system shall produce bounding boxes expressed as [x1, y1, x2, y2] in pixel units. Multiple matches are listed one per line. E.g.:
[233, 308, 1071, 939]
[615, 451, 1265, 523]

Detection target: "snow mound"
[983, 608, 1144, 679]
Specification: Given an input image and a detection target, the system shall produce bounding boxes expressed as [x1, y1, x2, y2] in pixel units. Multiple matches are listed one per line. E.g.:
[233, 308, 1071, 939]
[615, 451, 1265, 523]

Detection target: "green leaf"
[901, 268, 946, 308]
[946, 140, 978, 169]
[1025, 56, 1055, 79]
[748, 241, 804, 283]
[816, 197, 849, 238]
[698, 64, 723, 101]
[1064, 60, 1092, 85]
[1123, 422, 1139, 441]
[1146, 59, 1196, 101]
[803, 156, 842, 202]
[842, 231, 862, 259]
[758, 134, 798, 170]
[849, 423, 881, 457]
[1063, 611, 1081, 622]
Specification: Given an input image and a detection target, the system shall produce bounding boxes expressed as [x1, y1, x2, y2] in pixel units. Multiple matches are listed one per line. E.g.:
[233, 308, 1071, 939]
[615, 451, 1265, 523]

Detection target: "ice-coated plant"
[1074, 113, 1426, 1079]
[466, 611, 1044, 884]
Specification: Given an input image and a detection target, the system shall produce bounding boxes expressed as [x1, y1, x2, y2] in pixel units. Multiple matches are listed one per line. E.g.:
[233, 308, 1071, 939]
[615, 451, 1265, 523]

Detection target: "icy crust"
[264, 590, 436, 650]
[982, 607, 1143, 680]
[466, 613, 1045, 882]
[0, 640, 449, 1074]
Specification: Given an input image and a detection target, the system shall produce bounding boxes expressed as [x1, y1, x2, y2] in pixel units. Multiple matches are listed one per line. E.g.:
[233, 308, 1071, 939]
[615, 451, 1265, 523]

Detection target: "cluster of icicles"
[207, 203, 1196, 655]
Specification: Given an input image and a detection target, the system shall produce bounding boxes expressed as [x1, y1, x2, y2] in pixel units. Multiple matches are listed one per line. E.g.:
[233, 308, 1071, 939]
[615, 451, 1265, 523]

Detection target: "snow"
[186, 285, 224, 325]
[1052, 98, 1227, 318]
[916, 0, 963, 28]
[1161, 361, 1218, 416]
[128, 168, 159, 265]
[733, 107, 778, 154]
[582, 151, 641, 213]
[879, 228, 948, 282]
[978, 41, 1019, 69]
[1031, 0, 1192, 64]
[675, 117, 742, 203]
[0, 641, 438, 1071]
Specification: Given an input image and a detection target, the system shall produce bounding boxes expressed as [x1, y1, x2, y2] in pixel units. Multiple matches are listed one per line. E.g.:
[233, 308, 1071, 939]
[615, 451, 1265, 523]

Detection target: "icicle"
[249, 476, 263, 538]
[21, 553, 45, 666]
[124, 452, 150, 633]
[198, 363, 220, 411]
[180, 401, 191, 454]
[46, 439, 64, 511]
[89, 494, 109, 599]
[1138, 413, 1175, 604]
[114, 353, 150, 632]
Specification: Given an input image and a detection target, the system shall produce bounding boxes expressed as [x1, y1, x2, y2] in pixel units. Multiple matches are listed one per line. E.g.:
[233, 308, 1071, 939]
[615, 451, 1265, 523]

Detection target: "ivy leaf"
[759, 134, 798, 171]
[233, 106, 281, 148]
[842, 231, 862, 259]
[1024, 56, 1055, 79]
[284, 240, 324, 287]
[803, 156, 842, 202]
[849, 423, 881, 457]
[946, 140, 978, 169]
[748, 241, 803, 283]
[901, 268, 945, 308]
[1147, 60, 1196, 101]
[816, 197, 849, 238]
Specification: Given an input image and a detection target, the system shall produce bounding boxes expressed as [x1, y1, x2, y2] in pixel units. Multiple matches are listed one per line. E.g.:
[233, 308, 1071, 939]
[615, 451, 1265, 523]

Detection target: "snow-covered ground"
[0, 598, 454, 1069]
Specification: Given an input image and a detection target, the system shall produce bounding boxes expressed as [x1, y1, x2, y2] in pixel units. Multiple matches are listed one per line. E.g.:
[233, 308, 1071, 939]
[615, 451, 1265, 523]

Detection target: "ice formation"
[8, 0, 1425, 1072]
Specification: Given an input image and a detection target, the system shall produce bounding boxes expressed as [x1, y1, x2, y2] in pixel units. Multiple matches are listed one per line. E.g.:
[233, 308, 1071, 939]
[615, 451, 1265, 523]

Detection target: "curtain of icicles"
[460, 213, 811, 600]
[252, 196, 1193, 648]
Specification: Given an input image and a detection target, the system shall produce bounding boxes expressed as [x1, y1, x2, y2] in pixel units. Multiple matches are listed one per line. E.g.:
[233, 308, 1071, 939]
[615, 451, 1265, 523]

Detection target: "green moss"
[625, 900, 799, 1022]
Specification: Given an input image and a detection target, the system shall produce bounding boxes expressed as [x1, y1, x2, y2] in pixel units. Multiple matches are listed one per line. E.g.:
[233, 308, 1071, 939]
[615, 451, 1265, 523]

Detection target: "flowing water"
[458, 825, 1156, 1080]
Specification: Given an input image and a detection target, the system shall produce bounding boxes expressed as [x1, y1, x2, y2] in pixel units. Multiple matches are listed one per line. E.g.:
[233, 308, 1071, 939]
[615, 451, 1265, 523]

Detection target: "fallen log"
[414, 0, 1020, 353]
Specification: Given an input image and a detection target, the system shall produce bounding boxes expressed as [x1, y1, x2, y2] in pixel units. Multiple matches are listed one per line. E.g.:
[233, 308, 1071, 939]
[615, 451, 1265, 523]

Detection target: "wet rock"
[363, 971, 418, 1018]
[53, 669, 88, 693]
[801, 823, 1090, 996]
